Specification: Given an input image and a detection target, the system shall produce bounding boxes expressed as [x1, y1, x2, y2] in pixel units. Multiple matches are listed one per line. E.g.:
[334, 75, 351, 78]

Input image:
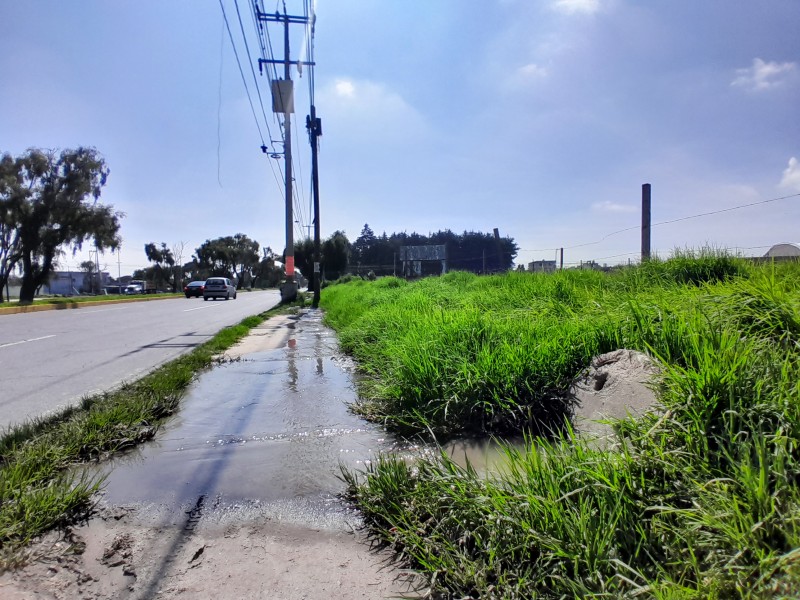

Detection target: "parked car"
[203, 277, 236, 301]
[124, 283, 144, 295]
[184, 281, 205, 298]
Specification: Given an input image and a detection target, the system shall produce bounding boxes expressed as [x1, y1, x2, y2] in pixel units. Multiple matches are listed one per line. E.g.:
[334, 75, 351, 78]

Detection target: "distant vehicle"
[126, 279, 157, 294]
[203, 277, 236, 301]
[184, 281, 205, 298]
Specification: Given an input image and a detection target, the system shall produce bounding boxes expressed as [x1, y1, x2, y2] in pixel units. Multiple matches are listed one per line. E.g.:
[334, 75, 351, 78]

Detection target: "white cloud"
[518, 63, 548, 79]
[319, 77, 429, 143]
[780, 157, 800, 192]
[591, 200, 636, 213]
[552, 0, 601, 15]
[334, 80, 355, 97]
[731, 58, 797, 91]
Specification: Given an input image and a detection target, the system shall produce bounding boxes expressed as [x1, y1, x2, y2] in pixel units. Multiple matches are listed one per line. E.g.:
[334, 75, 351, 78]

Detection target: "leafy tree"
[0, 158, 23, 302]
[0, 148, 122, 303]
[144, 242, 175, 291]
[253, 246, 283, 288]
[193, 234, 261, 289]
[321, 230, 351, 280]
[79, 260, 97, 293]
[228, 233, 260, 289]
[293, 238, 315, 285]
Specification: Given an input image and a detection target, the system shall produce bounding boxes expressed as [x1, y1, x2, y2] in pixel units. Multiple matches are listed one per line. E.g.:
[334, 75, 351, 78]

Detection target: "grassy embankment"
[0, 296, 302, 566]
[322, 254, 800, 598]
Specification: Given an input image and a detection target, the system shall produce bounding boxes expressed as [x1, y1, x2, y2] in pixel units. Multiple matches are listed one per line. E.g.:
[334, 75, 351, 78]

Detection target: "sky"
[1, 0, 798, 275]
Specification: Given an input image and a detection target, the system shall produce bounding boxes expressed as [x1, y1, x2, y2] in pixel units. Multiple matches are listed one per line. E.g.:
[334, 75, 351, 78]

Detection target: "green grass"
[324, 253, 800, 597]
[0, 298, 300, 563]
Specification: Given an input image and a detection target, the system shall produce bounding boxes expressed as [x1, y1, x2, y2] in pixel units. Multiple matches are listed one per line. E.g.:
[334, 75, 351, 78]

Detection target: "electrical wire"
[217, 20, 225, 187]
[233, 0, 274, 143]
[519, 191, 800, 254]
[218, 0, 265, 145]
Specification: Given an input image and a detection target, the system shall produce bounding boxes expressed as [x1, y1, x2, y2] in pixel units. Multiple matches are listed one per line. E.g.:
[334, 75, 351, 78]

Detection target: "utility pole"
[257, 7, 314, 303]
[307, 104, 322, 308]
[117, 248, 122, 295]
[641, 183, 651, 262]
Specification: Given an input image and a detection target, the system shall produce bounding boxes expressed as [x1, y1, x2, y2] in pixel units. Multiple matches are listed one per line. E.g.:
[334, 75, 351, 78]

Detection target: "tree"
[79, 260, 96, 293]
[293, 238, 315, 285]
[352, 223, 376, 270]
[172, 240, 188, 292]
[0, 155, 23, 302]
[321, 230, 351, 280]
[253, 246, 283, 288]
[144, 242, 175, 291]
[0, 148, 122, 303]
[193, 234, 261, 289]
[228, 233, 260, 289]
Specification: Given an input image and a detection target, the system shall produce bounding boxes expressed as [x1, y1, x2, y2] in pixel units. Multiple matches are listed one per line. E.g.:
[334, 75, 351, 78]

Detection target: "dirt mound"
[569, 349, 661, 442]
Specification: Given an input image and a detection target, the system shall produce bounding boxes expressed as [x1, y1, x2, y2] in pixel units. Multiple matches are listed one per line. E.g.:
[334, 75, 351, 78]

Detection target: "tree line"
[1, 148, 519, 303]
[135, 235, 285, 292]
[293, 224, 518, 279]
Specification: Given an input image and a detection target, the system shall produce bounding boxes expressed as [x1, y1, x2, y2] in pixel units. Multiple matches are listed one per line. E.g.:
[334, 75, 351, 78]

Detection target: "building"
[764, 243, 800, 258]
[528, 260, 556, 273]
[43, 271, 111, 296]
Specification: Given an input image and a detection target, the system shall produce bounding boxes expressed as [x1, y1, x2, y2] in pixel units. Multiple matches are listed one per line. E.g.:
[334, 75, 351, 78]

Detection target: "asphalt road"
[0, 290, 281, 429]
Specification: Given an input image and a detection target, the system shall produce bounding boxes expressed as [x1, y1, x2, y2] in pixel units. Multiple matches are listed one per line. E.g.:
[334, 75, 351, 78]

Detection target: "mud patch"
[570, 349, 661, 442]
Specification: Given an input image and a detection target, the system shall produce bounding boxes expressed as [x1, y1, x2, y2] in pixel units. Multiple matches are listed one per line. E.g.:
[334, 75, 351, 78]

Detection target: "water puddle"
[89, 309, 528, 532]
[91, 310, 394, 528]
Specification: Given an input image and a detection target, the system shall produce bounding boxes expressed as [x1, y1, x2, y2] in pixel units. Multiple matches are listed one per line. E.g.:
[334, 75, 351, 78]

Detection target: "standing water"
[92, 310, 394, 528]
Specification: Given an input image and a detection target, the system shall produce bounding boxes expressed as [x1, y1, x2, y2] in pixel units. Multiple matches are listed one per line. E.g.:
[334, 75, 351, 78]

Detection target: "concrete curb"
[0, 295, 179, 316]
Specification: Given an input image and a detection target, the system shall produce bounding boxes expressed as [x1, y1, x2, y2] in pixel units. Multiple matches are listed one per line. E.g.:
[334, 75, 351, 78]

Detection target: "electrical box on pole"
[271, 80, 294, 114]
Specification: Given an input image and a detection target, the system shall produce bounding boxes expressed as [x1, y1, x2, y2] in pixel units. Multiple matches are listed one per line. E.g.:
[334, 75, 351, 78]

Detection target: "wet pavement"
[92, 309, 394, 529]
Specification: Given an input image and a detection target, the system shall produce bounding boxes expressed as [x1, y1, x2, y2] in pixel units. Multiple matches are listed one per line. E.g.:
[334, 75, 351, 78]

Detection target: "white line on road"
[183, 304, 224, 312]
[72, 307, 129, 316]
[0, 334, 57, 349]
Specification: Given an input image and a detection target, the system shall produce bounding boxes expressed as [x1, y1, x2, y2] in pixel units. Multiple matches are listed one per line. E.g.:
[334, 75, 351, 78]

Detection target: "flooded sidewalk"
[95, 309, 391, 528]
[1, 309, 422, 600]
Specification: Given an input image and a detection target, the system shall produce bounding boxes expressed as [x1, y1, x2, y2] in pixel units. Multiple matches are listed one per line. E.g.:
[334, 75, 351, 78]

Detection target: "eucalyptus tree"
[0, 148, 122, 303]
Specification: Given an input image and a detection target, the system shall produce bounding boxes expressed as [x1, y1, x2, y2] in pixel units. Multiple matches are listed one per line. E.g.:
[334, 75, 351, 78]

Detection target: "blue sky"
[1, 0, 798, 274]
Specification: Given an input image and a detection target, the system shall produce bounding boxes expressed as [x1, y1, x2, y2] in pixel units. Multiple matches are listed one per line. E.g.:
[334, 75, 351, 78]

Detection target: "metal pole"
[641, 183, 651, 261]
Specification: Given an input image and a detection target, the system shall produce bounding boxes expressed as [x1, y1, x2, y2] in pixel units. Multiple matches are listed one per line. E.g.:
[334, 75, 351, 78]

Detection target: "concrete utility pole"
[256, 7, 315, 303]
[641, 183, 652, 261]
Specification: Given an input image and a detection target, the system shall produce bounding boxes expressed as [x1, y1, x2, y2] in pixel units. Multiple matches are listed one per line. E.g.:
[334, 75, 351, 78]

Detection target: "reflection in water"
[93, 310, 393, 528]
[89, 309, 521, 531]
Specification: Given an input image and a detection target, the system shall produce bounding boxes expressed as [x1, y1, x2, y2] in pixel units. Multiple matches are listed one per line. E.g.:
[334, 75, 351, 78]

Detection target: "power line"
[233, 0, 274, 143]
[519, 191, 800, 254]
[218, 0, 265, 145]
[653, 192, 800, 228]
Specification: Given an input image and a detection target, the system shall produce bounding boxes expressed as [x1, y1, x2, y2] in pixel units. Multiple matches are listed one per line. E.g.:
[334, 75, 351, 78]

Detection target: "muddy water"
[92, 310, 396, 528]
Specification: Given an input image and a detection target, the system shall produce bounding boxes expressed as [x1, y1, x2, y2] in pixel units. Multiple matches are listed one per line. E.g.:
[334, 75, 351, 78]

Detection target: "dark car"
[184, 281, 205, 298]
[203, 277, 237, 301]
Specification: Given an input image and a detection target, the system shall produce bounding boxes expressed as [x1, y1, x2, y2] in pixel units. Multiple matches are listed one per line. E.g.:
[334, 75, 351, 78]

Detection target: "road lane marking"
[73, 307, 129, 316]
[183, 304, 224, 312]
[0, 334, 57, 349]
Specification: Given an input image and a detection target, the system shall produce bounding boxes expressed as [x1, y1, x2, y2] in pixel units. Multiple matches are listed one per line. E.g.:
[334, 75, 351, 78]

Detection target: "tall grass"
[327, 255, 800, 597]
